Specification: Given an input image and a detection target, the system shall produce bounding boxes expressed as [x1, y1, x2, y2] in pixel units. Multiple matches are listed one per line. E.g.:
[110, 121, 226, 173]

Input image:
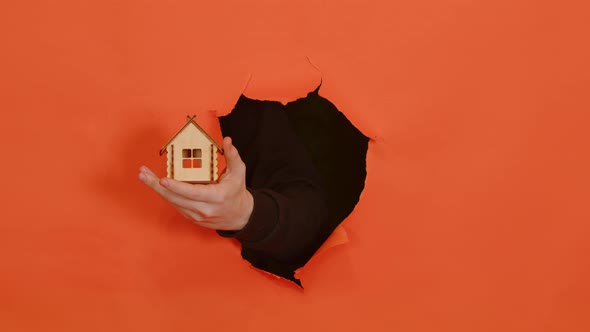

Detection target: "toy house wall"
[170, 125, 214, 182]
[166, 145, 173, 178]
[211, 146, 219, 181]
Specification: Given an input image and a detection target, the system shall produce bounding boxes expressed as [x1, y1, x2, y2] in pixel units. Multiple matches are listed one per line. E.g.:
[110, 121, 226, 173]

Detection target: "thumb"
[223, 137, 245, 175]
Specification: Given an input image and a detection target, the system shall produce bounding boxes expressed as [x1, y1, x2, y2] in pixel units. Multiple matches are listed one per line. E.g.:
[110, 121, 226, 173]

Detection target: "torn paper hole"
[219, 84, 369, 287]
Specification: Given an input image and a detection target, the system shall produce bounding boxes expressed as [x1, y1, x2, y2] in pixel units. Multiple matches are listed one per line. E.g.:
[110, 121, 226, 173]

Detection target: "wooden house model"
[159, 115, 223, 183]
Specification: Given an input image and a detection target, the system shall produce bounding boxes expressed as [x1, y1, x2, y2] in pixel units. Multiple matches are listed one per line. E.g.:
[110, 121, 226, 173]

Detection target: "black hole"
[285, 92, 369, 229]
[219, 87, 369, 287]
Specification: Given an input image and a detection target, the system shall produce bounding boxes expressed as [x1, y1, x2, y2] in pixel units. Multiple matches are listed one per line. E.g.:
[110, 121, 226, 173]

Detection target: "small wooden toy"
[159, 115, 223, 183]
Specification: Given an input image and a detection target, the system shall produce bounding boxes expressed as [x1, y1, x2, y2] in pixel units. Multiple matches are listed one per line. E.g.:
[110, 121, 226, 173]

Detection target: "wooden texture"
[162, 117, 222, 183]
[211, 145, 219, 182]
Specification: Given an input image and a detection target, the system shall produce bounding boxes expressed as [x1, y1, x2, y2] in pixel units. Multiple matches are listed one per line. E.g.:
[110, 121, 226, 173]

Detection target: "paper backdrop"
[1, 1, 589, 331]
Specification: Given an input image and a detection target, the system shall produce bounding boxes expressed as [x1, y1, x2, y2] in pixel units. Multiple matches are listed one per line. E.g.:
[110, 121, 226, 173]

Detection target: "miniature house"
[160, 115, 223, 183]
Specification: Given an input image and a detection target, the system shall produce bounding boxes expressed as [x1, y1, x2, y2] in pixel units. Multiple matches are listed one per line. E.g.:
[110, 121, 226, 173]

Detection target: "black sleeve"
[217, 95, 329, 267]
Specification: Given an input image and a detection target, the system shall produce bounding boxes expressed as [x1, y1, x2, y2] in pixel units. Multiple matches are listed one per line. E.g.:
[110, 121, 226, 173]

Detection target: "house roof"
[159, 115, 223, 155]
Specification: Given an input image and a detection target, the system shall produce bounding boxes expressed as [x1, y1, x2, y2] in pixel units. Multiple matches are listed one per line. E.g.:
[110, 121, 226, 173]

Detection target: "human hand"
[138, 137, 254, 231]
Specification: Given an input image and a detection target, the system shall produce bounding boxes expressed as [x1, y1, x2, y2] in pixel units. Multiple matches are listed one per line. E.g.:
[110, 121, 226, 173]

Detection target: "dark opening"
[219, 86, 369, 287]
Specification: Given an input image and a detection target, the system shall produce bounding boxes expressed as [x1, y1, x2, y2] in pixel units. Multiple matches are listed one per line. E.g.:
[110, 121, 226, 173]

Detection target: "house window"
[182, 149, 202, 168]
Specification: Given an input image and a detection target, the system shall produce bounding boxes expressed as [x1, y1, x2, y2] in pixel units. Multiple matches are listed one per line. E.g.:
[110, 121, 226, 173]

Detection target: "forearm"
[219, 183, 328, 262]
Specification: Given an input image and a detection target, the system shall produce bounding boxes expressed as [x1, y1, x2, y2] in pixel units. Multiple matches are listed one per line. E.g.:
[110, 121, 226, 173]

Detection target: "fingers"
[160, 178, 223, 203]
[223, 137, 246, 176]
[140, 165, 156, 177]
[174, 205, 204, 222]
[138, 168, 198, 210]
[138, 167, 161, 190]
[138, 166, 222, 225]
[172, 204, 218, 228]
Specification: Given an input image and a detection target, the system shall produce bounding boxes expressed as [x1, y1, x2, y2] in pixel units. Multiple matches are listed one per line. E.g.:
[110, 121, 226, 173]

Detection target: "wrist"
[233, 190, 254, 231]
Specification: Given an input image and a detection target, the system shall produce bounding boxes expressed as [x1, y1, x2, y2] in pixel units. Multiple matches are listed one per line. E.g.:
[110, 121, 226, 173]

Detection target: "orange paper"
[1, 1, 589, 331]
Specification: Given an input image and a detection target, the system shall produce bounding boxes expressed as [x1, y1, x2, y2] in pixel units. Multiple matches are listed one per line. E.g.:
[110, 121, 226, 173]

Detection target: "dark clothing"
[217, 87, 369, 286]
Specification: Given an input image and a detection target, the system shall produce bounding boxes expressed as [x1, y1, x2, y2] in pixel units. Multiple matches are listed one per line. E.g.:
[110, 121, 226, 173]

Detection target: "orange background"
[1, 1, 589, 331]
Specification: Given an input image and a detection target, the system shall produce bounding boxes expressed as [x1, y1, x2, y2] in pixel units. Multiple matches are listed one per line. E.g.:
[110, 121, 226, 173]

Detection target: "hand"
[138, 137, 254, 231]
